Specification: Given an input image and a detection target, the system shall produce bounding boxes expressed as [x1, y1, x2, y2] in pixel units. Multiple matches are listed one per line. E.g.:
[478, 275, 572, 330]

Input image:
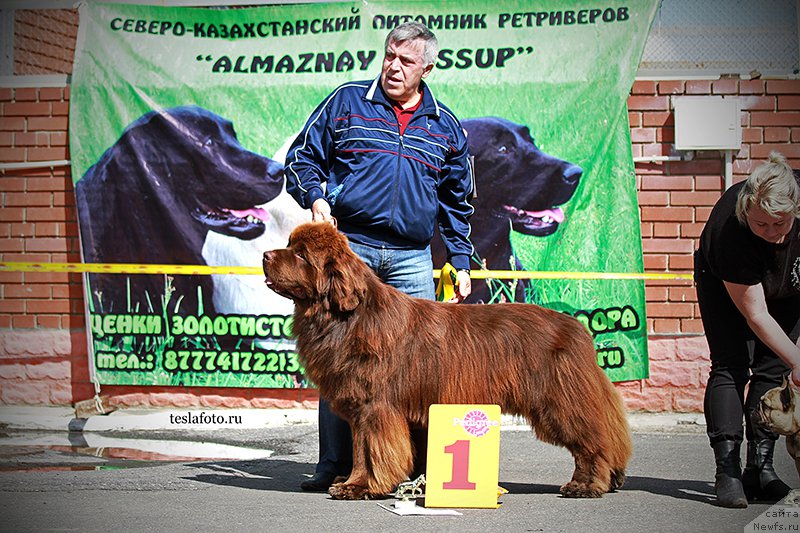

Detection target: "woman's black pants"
[695, 257, 800, 445]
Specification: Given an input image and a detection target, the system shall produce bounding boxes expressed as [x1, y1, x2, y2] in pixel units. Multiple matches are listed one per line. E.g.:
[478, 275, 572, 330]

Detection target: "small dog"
[263, 221, 632, 500]
[755, 377, 800, 478]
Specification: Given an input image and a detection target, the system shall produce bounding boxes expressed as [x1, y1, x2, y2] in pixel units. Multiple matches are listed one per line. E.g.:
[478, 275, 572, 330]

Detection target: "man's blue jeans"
[315, 242, 435, 477]
[348, 241, 436, 300]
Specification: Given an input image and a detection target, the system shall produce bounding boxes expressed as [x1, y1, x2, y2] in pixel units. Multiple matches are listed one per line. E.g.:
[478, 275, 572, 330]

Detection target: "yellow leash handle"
[435, 262, 458, 302]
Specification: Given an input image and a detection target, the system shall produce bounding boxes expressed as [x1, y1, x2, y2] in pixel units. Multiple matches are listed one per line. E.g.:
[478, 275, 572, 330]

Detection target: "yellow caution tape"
[0, 261, 694, 281]
[0, 261, 260, 276]
[468, 270, 694, 281]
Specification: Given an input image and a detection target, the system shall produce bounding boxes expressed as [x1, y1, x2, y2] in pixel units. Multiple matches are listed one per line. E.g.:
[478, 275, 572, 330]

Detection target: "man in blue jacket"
[285, 21, 475, 491]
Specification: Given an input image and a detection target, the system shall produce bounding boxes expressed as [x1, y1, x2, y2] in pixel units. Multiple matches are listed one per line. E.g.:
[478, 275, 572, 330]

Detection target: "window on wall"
[638, 0, 800, 78]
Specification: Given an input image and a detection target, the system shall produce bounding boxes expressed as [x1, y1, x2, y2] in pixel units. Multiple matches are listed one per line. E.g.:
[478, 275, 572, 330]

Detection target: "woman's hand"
[725, 281, 800, 376]
[792, 365, 800, 388]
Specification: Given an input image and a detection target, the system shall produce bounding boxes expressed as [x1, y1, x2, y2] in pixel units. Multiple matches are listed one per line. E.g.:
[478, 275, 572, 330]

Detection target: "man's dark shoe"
[300, 471, 339, 492]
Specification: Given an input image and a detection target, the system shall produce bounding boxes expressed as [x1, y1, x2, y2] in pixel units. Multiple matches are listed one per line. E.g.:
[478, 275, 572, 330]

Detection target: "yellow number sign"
[425, 404, 502, 508]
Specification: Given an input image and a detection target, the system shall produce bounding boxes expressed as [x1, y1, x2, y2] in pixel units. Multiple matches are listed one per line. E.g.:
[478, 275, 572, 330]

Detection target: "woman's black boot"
[742, 439, 791, 501]
[713, 440, 748, 508]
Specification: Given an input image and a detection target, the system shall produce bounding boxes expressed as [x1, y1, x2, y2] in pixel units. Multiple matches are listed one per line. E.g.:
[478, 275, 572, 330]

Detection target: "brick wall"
[625, 78, 800, 411]
[632, 78, 800, 338]
[2, 9, 800, 412]
[14, 10, 78, 75]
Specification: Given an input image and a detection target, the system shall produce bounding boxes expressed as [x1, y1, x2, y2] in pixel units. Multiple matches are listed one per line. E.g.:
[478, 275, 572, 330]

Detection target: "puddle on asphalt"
[0, 433, 273, 472]
[0, 461, 133, 472]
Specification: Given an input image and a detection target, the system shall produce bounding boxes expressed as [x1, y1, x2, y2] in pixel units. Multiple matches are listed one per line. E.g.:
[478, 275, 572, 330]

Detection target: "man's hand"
[311, 198, 334, 224]
[448, 270, 471, 303]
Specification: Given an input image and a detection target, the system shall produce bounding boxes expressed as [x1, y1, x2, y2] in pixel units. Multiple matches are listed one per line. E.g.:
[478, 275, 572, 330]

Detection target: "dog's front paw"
[328, 482, 369, 500]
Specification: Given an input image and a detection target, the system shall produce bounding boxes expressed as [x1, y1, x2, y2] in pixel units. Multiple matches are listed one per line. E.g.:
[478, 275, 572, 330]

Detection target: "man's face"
[380, 38, 433, 106]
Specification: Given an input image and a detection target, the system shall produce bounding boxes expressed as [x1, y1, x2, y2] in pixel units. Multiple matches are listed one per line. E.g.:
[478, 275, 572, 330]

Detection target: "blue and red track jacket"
[285, 77, 474, 271]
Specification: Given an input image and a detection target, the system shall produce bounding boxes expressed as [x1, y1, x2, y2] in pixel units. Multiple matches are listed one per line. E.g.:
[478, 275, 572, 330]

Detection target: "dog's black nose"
[562, 164, 582, 186]
[262, 251, 275, 277]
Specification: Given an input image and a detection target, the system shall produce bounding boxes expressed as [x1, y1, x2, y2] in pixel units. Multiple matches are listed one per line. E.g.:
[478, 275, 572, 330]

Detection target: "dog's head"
[463, 116, 582, 237]
[103, 105, 284, 240]
[755, 377, 800, 436]
[262, 222, 368, 312]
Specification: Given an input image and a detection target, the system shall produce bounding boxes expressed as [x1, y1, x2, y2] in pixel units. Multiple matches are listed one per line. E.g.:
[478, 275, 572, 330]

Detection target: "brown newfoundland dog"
[262, 222, 632, 500]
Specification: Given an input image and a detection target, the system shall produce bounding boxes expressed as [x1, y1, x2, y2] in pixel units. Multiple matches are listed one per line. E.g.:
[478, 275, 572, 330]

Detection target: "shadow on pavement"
[495, 477, 715, 504]
[624, 475, 714, 503]
[493, 481, 562, 495]
[183, 459, 316, 493]
[182, 460, 720, 505]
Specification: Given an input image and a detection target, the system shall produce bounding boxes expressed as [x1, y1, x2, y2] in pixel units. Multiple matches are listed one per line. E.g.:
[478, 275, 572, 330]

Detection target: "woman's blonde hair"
[735, 151, 800, 225]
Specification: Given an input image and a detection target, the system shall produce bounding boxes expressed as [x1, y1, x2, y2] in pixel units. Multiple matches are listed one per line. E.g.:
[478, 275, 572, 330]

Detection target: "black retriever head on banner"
[432, 116, 583, 303]
[76, 105, 284, 314]
[465, 116, 582, 241]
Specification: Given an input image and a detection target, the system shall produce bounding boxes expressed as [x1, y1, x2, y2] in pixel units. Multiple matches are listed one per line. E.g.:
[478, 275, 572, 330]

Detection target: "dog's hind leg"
[530, 410, 613, 498]
[560, 449, 613, 498]
[328, 407, 413, 500]
[557, 412, 630, 498]
[526, 364, 632, 497]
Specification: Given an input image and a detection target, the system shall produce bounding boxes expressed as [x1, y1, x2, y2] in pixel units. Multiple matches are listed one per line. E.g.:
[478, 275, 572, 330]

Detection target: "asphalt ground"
[0, 407, 799, 532]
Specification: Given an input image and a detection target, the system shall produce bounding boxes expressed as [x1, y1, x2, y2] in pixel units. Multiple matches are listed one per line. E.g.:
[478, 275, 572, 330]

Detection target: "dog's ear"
[120, 115, 176, 183]
[781, 378, 794, 411]
[318, 251, 367, 313]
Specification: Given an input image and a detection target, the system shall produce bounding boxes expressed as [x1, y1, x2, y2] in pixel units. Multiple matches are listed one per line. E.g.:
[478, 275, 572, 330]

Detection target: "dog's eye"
[295, 253, 309, 265]
[203, 138, 214, 148]
[498, 145, 507, 154]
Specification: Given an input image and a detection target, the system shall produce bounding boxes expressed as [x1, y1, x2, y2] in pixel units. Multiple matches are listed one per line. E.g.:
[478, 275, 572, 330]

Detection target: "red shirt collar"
[392, 90, 423, 135]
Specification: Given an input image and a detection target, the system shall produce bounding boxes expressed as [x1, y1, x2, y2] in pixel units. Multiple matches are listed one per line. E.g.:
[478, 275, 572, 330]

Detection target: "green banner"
[70, 0, 658, 387]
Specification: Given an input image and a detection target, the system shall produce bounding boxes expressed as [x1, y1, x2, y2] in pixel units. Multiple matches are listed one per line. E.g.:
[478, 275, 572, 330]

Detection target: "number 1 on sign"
[425, 404, 501, 508]
[443, 440, 476, 490]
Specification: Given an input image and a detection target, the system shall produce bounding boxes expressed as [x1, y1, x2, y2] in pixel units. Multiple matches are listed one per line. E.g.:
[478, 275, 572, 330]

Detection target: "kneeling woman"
[695, 151, 800, 508]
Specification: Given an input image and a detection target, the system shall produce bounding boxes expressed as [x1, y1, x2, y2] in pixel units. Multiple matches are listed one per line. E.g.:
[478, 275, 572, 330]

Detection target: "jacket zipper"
[389, 112, 405, 232]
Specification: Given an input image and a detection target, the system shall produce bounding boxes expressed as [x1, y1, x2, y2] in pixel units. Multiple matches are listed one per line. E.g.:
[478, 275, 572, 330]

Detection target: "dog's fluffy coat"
[263, 222, 632, 500]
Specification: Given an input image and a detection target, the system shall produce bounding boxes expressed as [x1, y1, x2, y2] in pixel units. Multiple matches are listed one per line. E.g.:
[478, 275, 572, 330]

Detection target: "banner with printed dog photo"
[70, 0, 659, 387]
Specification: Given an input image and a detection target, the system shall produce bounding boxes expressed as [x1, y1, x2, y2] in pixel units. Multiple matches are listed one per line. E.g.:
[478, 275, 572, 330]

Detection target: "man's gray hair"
[735, 151, 800, 225]
[385, 22, 439, 66]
